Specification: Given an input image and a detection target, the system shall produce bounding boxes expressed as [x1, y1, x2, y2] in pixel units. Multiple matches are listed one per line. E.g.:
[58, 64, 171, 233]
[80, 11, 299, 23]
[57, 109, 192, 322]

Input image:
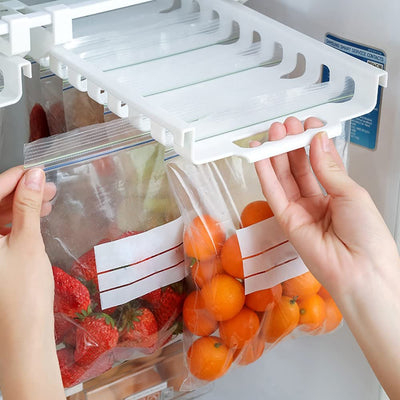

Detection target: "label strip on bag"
[236, 217, 308, 295]
[95, 217, 184, 272]
[94, 217, 186, 310]
[237, 217, 287, 257]
[97, 245, 184, 292]
[99, 263, 187, 310]
[244, 258, 308, 294]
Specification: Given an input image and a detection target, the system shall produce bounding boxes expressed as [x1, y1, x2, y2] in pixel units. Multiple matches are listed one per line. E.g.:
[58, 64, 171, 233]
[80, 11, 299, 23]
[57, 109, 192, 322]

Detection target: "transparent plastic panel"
[151, 77, 355, 140]
[67, 2, 232, 71]
[45, 0, 386, 164]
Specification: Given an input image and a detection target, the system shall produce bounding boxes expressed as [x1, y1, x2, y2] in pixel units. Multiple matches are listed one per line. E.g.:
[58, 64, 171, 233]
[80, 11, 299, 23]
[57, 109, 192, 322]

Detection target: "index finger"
[251, 142, 290, 217]
[0, 166, 24, 201]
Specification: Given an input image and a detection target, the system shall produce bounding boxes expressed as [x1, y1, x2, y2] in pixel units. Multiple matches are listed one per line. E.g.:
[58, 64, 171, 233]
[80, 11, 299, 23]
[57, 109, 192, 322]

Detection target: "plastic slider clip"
[0, 13, 30, 55]
[87, 81, 107, 104]
[108, 94, 128, 118]
[68, 68, 87, 92]
[151, 121, 171, 147]
[44, 4, 73, 45]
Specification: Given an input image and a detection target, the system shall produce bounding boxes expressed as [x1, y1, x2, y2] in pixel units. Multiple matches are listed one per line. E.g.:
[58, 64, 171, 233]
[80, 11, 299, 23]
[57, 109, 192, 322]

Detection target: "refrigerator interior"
[0, 1, 397, 399]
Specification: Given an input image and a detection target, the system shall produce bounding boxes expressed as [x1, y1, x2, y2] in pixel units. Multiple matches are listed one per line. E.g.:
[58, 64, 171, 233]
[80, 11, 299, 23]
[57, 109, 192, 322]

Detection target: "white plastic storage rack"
[0, 0, 152, 106]
[0, 0, 388, 164]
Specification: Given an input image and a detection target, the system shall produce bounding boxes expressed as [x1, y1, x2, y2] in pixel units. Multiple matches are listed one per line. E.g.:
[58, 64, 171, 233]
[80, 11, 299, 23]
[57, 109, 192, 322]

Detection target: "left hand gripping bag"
[24, 119, 188, 389]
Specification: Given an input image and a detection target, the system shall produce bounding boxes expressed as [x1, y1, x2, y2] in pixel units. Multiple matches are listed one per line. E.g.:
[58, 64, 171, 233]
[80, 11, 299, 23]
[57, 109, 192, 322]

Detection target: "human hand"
[0, 166, 56, 235]
[253, 117, 400, 299]
[0, 167, 65, 399]
[254, 116, 400, 399]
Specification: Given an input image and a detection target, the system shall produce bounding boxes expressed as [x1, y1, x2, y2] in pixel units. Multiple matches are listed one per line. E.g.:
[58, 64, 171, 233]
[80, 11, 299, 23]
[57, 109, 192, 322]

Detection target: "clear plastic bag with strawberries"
[166, 138, 347, 389]
[24, 119, 188, 389]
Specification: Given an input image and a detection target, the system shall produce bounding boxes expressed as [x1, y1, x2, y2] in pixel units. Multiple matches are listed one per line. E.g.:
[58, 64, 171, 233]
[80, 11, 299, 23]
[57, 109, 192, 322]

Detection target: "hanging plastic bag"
[40, 71, 66, 136]
[25, 60, 67, 141]
[103, 106, 121, 123]
[63, 84, 104, 131]
[166, 129, 346, 389]
[24, 119, 187, 389]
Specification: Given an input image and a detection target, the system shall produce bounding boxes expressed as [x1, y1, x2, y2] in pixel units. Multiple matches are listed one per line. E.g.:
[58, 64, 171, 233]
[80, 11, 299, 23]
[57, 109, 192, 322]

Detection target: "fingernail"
[24, 168, 44, 192]
[249, 140, 261, 148]
[319, 132, 330, 153]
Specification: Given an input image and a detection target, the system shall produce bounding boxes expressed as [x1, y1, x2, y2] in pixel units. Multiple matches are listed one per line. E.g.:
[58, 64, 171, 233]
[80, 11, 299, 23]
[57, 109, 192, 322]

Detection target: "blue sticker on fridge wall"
[322, 33, 386, 150]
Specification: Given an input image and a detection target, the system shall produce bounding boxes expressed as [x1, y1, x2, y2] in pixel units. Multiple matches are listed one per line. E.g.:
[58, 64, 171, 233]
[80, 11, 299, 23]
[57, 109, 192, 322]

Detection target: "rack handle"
[233, 122, 343, 163]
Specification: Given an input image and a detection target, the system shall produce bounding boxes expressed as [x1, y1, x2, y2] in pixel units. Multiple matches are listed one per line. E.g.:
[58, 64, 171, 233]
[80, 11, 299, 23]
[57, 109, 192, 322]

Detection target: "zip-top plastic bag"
[24, 119, 187, 389]
[63, 84, 104, 131]
[166, 128, 346, 389]
[25, 60, 66, 141]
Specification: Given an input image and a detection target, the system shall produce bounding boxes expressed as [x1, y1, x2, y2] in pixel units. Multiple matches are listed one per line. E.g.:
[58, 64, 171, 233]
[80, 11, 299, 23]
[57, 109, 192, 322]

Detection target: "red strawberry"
[55, 313, 70, 345]
[149, 283, 186, 330]
[79, 351, 114, 382]
[71, 246, 102, 286]
[71, 240, 113, 314]
[63, 326, 77, 348]
[118, 306, 158, 349]
[91, 290, 117, 315]
[57, 348, 85, 388]
[53, 266, 91, 318]
[74, 311, 118, 366]
[29, 103, 50, 142]
[141, 288, 162, 304]
[54, 313, 77, 346]
[72, 232, 141, 314]
[71, 232, 140, 285]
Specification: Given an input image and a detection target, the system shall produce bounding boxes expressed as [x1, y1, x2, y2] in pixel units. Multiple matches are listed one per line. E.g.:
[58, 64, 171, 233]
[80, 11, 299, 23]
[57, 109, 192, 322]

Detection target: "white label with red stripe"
[236, 217, 308, 295]
[94, 217, 187, 310]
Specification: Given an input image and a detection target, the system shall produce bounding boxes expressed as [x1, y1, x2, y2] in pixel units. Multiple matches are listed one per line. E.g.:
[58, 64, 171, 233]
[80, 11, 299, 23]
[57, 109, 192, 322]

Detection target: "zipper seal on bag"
[24, 119, 153, 171]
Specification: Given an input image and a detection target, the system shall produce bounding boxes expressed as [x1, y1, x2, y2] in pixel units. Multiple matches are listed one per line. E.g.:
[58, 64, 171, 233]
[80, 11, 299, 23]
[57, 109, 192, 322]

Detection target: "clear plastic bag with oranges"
[167, 155, 343, 389]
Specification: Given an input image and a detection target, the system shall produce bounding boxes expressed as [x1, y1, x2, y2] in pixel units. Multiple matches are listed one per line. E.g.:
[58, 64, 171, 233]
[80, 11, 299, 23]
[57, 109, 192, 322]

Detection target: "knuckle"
[326, 159, 342, 172]
[353, 185, 370, 200]
[15, 196, 40, 213]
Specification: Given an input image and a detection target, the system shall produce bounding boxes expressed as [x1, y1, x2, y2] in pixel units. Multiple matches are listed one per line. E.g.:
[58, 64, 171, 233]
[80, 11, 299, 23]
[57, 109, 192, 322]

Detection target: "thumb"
[10, 168, 45, 242]
[310, 132, 357, 197]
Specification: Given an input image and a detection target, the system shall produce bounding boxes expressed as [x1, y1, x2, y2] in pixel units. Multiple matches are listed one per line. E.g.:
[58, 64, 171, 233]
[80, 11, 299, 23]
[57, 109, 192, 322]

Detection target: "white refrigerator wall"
[202, 0, 399, 399]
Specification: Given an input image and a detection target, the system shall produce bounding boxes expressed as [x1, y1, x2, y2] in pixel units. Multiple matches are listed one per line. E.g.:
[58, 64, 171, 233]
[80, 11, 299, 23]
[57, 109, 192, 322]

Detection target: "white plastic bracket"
[68, 68, 87, 92]
[49, 55, 67, 80]
[87, 81, 107, 104]
[151, 121, 174, 147]
[0, 54, 31, 107]
[108, 94, 128, 117]
[44, 5, 73, 46]
[0, 14, 30, 55]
